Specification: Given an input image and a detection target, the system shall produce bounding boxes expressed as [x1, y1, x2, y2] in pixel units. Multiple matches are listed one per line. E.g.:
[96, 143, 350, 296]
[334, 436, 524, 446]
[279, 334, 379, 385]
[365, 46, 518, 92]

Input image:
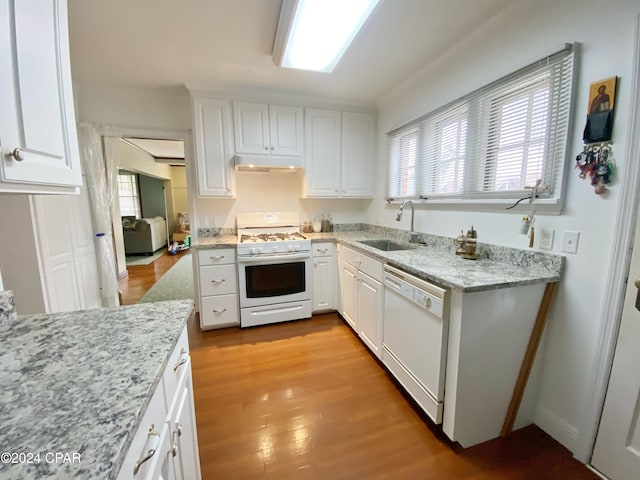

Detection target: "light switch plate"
[561, 231, 580, 254]
[539, 228, 554, 250]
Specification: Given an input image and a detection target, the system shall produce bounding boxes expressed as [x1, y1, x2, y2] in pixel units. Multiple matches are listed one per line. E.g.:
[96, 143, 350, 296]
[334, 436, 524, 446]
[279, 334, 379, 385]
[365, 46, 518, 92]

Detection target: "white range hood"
[234, 155, 303, 173]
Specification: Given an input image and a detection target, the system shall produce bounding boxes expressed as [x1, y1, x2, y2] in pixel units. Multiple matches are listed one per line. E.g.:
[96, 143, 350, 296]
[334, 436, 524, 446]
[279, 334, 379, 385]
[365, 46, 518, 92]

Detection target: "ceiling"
[68, 0, 513, 105]
[122, 138, 185, 165]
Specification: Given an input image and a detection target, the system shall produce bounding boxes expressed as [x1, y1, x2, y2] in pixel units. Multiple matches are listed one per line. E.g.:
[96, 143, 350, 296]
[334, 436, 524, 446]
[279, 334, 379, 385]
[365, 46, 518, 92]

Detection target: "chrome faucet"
[396, 200, 416, 242]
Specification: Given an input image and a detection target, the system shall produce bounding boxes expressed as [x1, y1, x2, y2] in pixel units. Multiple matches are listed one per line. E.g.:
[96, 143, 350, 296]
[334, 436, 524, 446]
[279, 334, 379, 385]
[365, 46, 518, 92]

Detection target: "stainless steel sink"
[359, 239, 413, 251]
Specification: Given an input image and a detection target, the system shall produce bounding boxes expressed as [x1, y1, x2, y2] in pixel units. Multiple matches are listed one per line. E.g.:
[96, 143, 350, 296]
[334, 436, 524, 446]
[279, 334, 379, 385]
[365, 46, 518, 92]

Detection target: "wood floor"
[125, 255, 599, 480]
[118, 249, 188, 305]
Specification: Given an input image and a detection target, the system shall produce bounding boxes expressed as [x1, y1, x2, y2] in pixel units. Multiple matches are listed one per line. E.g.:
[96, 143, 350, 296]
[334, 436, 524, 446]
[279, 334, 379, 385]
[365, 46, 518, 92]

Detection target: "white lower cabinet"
[196, 248, 239, 329]
[339, 246, 384, 358]
[312, 242, 336, 313]
[118, 325, 201, 480]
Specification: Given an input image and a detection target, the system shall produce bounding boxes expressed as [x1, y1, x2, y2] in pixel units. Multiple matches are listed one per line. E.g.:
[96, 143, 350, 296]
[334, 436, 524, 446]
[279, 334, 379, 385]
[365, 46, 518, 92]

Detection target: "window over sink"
[387, 44, 575, 212]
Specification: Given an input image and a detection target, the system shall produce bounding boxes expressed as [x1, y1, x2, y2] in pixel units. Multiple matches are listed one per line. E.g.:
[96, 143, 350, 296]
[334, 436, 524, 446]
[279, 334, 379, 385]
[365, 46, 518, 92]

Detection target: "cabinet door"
[312, 256, 336, 312]
[0, 0, 81, 192]
[233, 101, 270, 155]
[171, 372, 202, 480]
[269, 105, 303, 156]
[304, 109, 341, 197]
[357, 272, 383, 358]
[340, 262, 358, 331]
[192, 97, 235, 197]
[341, 112, 374, 197]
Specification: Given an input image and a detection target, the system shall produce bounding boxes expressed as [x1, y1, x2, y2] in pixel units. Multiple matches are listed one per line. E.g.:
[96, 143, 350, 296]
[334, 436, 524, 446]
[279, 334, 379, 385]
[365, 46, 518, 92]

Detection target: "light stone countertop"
[192, 230, 563, 292]
[0, 299, 194, 480]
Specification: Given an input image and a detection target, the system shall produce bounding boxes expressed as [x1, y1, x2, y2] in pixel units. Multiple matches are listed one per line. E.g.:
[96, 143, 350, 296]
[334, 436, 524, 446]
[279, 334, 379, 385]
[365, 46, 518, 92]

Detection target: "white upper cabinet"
[233, 101, 303, 157]
[304, 109, 342, 197]
[0, 0, 82, 194]
[341, 112, 375, 197]
[192, 96, 235, 197]
[304, 109, 375, 198]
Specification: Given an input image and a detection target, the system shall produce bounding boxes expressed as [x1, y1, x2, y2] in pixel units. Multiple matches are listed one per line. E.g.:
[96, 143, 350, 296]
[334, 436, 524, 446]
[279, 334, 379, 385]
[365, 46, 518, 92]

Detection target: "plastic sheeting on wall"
[77, 123, 120, 307]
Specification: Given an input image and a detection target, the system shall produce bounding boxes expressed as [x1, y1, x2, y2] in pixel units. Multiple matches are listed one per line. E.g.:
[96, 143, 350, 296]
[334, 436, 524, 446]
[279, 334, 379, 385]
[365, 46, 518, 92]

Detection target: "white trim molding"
[535, 406, 579, 452]
[574, 14, 640, 464]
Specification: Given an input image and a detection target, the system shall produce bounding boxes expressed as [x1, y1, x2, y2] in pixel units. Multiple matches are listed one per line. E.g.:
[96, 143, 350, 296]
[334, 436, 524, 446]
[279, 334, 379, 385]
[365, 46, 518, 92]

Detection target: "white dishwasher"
[382, 265, 449, 424]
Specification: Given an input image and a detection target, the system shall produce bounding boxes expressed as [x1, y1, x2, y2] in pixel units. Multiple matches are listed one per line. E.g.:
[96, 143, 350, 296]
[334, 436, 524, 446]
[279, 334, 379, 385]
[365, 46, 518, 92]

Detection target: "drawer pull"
[210, 278, 226, 284]
[317, 248, 329, 254]
[171, 423, 183, 457]
[133, 425, 160, 474]
[213, 308, 227, 314]
[173, 348, 187, 371]
[209, 255, 225, 261]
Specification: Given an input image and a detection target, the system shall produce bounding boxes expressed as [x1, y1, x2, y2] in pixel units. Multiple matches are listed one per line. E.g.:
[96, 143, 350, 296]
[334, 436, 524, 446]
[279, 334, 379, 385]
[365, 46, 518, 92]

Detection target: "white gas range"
[236, 212, 312, 327]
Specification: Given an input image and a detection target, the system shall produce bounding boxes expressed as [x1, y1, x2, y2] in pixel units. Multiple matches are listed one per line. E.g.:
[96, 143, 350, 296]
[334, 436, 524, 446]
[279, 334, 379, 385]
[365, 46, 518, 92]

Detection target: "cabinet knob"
[270, 146, 275, 150]
[264, 146, 269, 150]
[10, 148, 24, 162]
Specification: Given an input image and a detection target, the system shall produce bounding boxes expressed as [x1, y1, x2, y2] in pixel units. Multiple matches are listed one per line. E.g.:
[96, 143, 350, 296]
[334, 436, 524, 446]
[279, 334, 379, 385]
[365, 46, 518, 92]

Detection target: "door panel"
[592, 188, 640, 478]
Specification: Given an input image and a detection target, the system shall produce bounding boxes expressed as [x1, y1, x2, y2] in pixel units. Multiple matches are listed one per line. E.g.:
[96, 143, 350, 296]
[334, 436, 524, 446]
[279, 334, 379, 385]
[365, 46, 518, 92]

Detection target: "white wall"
[192, 172, 370, 231]
[373, 0, 640, 454]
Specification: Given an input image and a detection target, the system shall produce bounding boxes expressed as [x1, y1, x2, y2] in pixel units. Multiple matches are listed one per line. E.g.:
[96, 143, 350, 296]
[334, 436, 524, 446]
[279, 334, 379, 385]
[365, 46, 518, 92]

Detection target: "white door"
[591, 191, 640, 477]
[341, 262, 358, 330]
[0, 0, 81, 188]
[192, 97, 235, 197]
[304, 109, 342, 197]
[341, 112, 374, 197]
[357, 272, 383, 357]
[312, 256, 336, 312]
[233, 101, 269, 155]
[269, 105, 303, 156]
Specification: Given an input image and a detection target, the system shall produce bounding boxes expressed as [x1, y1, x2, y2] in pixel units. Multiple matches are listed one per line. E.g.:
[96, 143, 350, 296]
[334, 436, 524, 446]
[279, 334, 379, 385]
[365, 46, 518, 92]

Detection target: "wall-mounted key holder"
[575, 143, 614, 195]
[577, 76, 618, 195]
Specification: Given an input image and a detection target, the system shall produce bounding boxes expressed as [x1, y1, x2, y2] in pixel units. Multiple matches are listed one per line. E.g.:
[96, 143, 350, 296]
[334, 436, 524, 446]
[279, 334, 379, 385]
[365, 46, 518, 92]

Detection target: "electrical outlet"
[539, 228, 554, 250]
[561, 231, 580, 254]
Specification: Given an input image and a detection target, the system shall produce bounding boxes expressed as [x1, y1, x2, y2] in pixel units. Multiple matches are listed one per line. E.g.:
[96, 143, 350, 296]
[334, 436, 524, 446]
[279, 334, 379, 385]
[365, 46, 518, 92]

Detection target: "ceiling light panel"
[274, 0, 380, 73]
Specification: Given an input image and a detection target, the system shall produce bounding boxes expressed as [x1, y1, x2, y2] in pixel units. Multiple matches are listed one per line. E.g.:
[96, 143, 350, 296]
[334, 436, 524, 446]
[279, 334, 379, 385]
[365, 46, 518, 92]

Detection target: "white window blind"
[387, 44, 575, 203]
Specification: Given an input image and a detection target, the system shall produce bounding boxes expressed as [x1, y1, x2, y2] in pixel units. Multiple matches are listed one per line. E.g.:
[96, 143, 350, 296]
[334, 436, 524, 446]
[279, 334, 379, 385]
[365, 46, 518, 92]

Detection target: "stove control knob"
[287, 245, 294, 252]
[249, 247, 256, 255]
[272, 246, 278, 253]
[256, 247, 263, 254]
[293, 245, 300, 252]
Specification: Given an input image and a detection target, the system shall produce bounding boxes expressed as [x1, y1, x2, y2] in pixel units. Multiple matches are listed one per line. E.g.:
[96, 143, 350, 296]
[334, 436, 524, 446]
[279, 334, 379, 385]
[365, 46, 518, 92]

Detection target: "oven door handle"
[238, 253, 310, 263]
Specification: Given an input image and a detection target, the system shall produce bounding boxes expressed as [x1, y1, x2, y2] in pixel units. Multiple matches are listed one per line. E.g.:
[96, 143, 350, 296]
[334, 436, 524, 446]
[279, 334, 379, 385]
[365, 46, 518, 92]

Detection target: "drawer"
[342, 246, 383, 281]
[197, 248, 235, 266]
[199, 264, 237, 296]
[201, 294, 239, 328]
[162, 325, 190, 410]
[312, 242, 335, 257]
[116, 380, 167, 480]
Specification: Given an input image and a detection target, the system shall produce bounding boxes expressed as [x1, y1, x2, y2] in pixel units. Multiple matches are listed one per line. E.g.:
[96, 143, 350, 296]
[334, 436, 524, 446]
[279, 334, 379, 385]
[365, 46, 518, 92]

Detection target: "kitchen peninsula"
[0, 299, 198, 480]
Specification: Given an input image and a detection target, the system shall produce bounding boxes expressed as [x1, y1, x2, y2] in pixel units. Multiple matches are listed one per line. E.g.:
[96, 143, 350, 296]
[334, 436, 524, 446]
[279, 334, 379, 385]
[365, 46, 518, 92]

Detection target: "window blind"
[387, 44, 575, 202]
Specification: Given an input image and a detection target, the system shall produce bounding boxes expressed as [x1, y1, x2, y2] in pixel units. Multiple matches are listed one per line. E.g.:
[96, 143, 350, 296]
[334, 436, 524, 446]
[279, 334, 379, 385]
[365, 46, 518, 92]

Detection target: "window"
[387, 45, 575, 207]
[117, 172, 141, 218]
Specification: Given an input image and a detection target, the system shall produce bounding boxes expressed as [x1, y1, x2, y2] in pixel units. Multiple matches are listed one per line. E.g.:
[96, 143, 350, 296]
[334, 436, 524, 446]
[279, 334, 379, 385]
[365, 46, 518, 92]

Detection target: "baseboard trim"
[535, 406, 578, 453]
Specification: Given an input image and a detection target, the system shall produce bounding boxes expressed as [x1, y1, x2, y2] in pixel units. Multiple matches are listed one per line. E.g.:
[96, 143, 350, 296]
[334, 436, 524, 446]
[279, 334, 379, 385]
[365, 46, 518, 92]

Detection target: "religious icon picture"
[588, 76, 617, 114]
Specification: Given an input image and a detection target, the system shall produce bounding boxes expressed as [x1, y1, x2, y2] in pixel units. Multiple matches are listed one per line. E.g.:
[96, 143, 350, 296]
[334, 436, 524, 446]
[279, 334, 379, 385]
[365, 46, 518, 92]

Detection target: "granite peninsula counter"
[0, 299, 194, 480]
[193, 230, 563, 292]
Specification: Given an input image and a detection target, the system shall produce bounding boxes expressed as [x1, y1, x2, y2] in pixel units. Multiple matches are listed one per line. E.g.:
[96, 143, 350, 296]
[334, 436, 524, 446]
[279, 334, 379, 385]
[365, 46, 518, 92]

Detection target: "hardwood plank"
[187, 312, 598, 480]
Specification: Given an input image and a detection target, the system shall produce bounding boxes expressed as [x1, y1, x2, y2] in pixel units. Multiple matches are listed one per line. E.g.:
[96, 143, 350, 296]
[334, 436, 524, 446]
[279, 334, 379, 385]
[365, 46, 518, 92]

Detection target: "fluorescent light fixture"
[273, 0, 380, 72]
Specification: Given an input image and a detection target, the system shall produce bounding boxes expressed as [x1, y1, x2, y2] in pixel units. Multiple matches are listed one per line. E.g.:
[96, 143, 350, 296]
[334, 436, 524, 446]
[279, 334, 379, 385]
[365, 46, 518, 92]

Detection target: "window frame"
[386, 44, 576, 214]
